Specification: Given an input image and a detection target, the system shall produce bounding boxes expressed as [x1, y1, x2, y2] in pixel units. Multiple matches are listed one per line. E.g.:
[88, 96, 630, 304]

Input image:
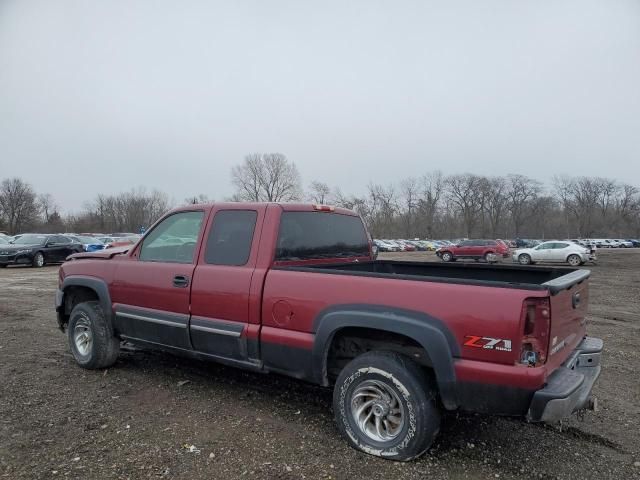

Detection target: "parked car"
[374, 239, 397, 252]
[69, 235, 105, 252]
[627, 239, 640, 247]
[613, 239, 633, 248]
[0, 234, 83, 268]
[436, 239, 510, 262]
[512, 241, 595, 266]
[56, 202, 601, 461]
[0, 236, 8, 245]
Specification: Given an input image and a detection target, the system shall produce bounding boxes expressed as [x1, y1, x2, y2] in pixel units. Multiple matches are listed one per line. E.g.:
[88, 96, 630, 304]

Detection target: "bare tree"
[0, 178, 40, 234]
[445, 174, 484, 238]
[415, 171, 443, 239]
[38, 193, 58, 223]
[231, 153, 302, 202]
[399, 178, 419, 237]
[308, 181, 331, 204]
[506, 174, 542, 237]
[482, 177, 507, 237]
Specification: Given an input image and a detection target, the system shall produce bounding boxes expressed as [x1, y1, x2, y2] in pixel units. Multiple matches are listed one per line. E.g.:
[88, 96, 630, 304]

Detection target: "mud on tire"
[68, 301, 120, 369]
[333, 351, 440, 461]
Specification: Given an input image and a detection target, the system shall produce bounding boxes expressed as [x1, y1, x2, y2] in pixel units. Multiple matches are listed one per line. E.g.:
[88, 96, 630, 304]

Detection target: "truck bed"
[279, 260, 590, 294]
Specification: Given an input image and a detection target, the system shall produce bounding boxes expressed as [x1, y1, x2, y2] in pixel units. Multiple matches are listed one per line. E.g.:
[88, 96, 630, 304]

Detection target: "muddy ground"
[0, 250, 638, 479]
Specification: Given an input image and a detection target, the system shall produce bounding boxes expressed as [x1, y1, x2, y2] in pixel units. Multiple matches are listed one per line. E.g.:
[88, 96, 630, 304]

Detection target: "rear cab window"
[275, 212, 370, 263]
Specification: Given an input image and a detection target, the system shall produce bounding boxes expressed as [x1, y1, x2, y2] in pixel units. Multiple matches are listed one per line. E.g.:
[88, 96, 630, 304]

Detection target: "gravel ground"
[0, 250, 639, 479]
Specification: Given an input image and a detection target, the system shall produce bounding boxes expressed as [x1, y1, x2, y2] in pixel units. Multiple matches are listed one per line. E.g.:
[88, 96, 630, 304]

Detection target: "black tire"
[0, 264, 7, 268]
[333, 351, 440, 461]
[441, 252, 453, 262]
[484, 252, 494, 263]
[518, 253, 532, 265]
[68, 301, 119, 369]
[32, 251, 45, 268]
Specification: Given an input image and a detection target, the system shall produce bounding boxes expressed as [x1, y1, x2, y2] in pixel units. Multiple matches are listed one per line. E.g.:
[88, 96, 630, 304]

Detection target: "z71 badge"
[464, 336, 512, 352]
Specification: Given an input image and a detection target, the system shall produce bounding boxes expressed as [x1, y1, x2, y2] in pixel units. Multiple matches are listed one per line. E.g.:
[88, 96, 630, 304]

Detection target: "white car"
[513, 241, 595, 266]
[613, 239, 633, 248]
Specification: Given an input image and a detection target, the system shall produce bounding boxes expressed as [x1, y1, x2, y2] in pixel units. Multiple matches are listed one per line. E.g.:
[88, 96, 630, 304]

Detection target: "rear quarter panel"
[262, 268, 546, 366]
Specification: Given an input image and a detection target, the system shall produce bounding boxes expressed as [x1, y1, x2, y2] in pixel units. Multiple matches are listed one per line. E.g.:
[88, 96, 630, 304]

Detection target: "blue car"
[69, 235, 105, 252]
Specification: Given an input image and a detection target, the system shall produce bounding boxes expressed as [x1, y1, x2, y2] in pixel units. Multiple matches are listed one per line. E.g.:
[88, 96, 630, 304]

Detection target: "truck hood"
[67, 246, 130, 260]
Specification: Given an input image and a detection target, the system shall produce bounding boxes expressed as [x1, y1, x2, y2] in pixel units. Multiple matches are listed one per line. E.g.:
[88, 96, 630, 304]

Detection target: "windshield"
[13, 234, 48, 245]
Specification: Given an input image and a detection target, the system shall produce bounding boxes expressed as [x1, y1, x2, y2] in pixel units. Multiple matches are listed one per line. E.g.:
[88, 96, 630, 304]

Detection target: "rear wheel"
[32, 252, 45, 268]
[567, 254, 582, 266]
[333, 351, 440, 461]
[441, 252, 453, 262]
[68, 301, 120, 369]
[484, 252, 495, 263]
[518, 253, 532, 265]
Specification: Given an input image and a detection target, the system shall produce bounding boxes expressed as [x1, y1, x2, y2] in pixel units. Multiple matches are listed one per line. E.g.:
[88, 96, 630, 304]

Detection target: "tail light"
[520, 298, 550, 366]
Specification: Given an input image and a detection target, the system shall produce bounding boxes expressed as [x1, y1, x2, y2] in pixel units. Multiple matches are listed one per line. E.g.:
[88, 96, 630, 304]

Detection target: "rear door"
[110, 210, 206, 349]
[189, 208, 263, 361]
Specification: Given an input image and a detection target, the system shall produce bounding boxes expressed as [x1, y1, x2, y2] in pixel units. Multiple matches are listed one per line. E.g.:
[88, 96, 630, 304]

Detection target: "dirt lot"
[0, 250, 638, 479]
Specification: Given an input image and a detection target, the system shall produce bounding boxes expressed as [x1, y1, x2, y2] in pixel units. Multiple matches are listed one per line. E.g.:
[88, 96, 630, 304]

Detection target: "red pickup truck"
[55, 203, 602, 461]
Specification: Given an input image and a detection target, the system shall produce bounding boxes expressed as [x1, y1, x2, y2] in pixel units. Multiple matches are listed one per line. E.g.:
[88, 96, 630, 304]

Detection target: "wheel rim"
[443, 253, 451, 261]
[351, 379, 405, 443]
[519, 255, 530, 265]
[568, 255, 580, 266]
[73, 315, 93, 356]
[35, 253, 44, 267]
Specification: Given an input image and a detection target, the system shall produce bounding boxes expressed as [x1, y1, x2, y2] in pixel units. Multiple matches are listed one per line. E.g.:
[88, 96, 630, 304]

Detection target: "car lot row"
[0, 232, 141, 268]
[374, 237, 637, 266]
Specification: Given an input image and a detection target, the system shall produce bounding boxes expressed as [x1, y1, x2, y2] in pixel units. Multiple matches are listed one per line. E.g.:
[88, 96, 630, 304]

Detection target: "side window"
[204, 210, 257, 266]
[555, 242, 569, 249]
[460, 240, 472, 247]
[139, 211, 204, 263]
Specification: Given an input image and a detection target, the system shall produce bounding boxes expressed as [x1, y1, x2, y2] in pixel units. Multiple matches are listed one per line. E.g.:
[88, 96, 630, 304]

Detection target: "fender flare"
[312, 304, 460, 410]
[60, 276, 113, 332]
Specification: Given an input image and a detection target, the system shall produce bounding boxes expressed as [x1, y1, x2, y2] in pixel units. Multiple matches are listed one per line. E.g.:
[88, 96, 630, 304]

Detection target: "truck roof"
[173, 202, 359, 216]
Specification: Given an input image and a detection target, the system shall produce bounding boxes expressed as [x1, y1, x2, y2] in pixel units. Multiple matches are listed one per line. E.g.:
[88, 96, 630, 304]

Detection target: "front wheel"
[567, 254, 582, 266]
[441, 252, 453, 262]
[333, 351, 441, 461]
[68, 301, 120, 369]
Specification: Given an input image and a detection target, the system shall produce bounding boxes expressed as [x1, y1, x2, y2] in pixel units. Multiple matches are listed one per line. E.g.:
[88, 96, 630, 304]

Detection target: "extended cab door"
[110, 210, 206, 349]
[188, 207, 264, 362]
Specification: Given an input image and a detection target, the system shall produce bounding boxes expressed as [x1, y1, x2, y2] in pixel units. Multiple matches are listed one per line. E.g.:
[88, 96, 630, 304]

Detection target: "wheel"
[0, 264, 7, 268]
[518, 254, 532, 265]
[333, 351, 441, 461]
[441, 252, 453, 262]
[567, 254, 582, 267]
[68, 301, 120, 369]
[32, 252, 45, 268]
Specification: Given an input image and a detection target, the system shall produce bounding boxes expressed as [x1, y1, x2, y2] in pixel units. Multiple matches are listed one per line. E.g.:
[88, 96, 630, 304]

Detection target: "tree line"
[1, 153, 639, 239]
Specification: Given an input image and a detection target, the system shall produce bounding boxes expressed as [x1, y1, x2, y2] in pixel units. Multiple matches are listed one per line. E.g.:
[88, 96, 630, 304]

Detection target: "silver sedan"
[513, 241, 595, 266]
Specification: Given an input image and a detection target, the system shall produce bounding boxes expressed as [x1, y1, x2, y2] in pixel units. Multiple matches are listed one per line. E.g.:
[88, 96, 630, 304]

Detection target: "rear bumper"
[527, 336, 602, 422]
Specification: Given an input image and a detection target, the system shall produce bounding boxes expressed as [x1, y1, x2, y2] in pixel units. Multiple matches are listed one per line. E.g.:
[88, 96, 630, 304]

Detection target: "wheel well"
[60, 286, 99, 328]
[325, 327, 433, 383]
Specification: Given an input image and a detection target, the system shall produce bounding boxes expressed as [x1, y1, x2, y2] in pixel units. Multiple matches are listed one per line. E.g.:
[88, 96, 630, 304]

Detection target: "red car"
[55, 203, 600, 461]
[436, 239, 510, 262]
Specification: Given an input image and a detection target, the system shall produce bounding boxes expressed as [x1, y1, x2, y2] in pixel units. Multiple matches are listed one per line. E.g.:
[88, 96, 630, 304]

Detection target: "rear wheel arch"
[312, 305, 460, 410]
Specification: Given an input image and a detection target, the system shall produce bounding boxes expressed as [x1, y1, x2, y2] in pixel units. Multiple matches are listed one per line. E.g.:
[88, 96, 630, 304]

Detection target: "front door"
[110, 210, 206, 350]
[189, 208, 262, 362]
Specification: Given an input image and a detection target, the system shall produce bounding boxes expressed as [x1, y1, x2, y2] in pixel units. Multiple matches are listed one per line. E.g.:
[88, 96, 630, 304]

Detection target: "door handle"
[173, 275, 190, 288]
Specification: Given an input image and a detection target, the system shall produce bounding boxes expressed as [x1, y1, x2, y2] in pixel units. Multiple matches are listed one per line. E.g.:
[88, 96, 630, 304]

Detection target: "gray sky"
[1, 1, 639, 211]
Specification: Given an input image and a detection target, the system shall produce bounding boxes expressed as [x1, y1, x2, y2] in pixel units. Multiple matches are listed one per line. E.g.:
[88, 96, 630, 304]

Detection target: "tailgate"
[545, 272, 589, 369]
